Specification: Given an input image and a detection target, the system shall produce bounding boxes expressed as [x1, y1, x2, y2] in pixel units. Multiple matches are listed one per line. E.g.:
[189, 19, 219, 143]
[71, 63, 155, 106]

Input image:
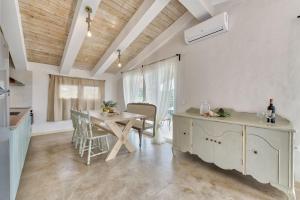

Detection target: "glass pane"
[83, 86, 99, 100]
[59, 85, 78, 99]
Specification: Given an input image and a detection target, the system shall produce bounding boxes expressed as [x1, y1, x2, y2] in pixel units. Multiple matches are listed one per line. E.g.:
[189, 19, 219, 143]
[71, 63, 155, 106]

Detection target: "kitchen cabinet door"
[246, 127, 290, 187]
[213, 123, 243, 172]
[246, 134, 279, 184]
[173, 116, 192, 152]
[192, 119, 214, 163]
[193, 119, 243, 171]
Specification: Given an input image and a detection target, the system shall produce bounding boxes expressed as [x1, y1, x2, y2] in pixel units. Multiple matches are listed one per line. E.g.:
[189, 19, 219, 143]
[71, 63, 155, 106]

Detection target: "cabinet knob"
[210, 139, 213, 142]
[218, 141, 221, 144]
[183, 132, 186, 135]
[253, 150, 258, 154]
[214, 140, 217, 143]
[205, 138, 208, 141]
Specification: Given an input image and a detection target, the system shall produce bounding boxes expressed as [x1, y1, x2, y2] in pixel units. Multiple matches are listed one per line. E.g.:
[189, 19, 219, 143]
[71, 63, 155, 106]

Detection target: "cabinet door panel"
[192, 120, 243, 170]
[246, 127, 290, 187]
[214, 129, 243, 172]
[173, 116, 192, 152]
[246, 134, 279, 184]
[192, 120, 214, 163]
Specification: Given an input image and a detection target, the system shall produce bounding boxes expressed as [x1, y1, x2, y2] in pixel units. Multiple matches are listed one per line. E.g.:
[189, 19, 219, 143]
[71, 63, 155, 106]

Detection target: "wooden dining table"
[89, 111, 145, 161]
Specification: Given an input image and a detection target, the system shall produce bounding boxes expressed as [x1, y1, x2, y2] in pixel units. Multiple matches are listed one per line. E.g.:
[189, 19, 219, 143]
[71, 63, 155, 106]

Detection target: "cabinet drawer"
[173, 116, 192, 152]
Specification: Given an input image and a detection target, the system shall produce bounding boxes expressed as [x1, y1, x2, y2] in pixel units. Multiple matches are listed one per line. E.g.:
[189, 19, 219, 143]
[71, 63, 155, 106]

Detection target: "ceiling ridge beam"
[1, 0, 27, 70]
[91, 0, 171, 77]
[60, 0, 102, 75]
[178, 0, 214, 20]
[119, 12, 194, 73]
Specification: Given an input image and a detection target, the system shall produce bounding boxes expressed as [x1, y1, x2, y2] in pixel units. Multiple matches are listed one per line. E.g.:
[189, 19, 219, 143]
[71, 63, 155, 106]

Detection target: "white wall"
[0, 31, 10, 127]
[29, 62, 119, 135]
[118, 0, 300, 180]
[9, 68, 32, 108]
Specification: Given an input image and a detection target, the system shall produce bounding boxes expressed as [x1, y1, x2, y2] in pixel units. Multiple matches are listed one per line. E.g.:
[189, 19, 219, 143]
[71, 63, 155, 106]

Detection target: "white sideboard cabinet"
[173, 108, 295, 199]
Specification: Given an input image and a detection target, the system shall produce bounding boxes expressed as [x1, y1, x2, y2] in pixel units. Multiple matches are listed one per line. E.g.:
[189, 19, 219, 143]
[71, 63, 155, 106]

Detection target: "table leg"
[105, 140, 123, 161]
[105, 120, 135, 161]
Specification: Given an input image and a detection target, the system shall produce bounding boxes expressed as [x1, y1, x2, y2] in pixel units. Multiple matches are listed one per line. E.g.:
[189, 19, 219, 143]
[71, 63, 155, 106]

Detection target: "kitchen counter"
[10, 107, 31, 129]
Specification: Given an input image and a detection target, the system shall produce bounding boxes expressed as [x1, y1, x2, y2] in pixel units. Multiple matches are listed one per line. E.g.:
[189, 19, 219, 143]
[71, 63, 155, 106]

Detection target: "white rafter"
[178, 0, 214, 20]
[60, 0, 102, 74]
[91, 0, 171, 77]
[1, 0, 27, 70]
[119, 12, 194, 73]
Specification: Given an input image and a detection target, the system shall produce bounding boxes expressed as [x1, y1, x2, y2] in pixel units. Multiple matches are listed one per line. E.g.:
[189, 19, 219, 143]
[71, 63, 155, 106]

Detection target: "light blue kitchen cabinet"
[9, 113, 31, 200]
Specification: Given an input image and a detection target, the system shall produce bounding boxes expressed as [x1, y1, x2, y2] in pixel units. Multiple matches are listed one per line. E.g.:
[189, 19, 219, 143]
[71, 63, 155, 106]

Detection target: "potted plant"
[101, 100, 117, 113]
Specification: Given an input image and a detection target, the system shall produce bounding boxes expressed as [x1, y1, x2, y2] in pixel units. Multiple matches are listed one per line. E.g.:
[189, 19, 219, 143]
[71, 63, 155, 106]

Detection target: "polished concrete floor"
[17, 132, 297, 200]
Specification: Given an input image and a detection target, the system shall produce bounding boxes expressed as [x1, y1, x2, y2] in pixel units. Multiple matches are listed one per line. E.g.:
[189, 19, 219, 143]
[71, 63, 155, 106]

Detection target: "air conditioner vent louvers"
[184, 12, 229, 45]
[187, 26, 224, 43]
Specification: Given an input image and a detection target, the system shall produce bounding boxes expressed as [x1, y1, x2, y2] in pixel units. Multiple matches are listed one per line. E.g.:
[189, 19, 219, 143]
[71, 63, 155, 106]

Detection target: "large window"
[48, 75, 105, 121]
[59, 85, 78, 99]
[83, 86, 99, 100]
[59, 85, 100, 100]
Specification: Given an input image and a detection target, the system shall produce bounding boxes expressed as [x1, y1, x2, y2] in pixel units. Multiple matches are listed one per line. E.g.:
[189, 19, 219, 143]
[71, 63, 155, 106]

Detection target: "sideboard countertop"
[174, 108, 294, 132]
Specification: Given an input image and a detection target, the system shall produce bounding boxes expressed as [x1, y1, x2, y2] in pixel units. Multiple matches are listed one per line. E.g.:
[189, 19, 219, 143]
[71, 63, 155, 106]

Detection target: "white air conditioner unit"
[184, 12, 229, 45]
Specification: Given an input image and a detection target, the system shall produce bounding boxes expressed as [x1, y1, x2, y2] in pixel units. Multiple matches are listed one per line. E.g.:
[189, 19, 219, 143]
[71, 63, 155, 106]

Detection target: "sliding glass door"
[122, 57, 178, 142]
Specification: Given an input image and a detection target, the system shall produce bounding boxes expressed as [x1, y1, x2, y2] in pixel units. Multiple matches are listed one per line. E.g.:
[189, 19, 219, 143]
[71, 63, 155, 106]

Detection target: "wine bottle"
[267, 98, 276, 123]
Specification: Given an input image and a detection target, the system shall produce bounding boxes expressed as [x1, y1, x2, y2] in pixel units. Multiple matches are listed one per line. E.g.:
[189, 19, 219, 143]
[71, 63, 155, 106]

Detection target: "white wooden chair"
[71, 109, 81, 149]
[78, 112, 110, 165]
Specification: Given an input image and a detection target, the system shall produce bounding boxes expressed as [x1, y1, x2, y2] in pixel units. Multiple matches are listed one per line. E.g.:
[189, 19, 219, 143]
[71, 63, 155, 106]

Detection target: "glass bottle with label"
[267, 98, 275, 123]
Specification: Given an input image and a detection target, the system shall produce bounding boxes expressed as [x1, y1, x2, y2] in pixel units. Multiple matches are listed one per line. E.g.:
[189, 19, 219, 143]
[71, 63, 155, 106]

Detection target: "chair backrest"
[77, 111, 93, 138]
[70, 109, 80, 129]
[127, 103, 157, 122]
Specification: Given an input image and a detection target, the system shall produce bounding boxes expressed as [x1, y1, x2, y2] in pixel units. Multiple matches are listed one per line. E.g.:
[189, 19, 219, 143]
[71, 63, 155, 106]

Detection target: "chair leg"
[80, 138, 86, 158]
[105, 136, 110, 151]
[71, 129, 75, 143]
[79, 136, 84, 154]
[75, 131, 80, 149]
[138, 131, 142, 148]
[99, 138, 103, 151]
[87, 139, 92, 165]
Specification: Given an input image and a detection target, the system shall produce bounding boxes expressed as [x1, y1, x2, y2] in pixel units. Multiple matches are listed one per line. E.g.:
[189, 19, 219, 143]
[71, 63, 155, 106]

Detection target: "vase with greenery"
[101, 100, 117, 113]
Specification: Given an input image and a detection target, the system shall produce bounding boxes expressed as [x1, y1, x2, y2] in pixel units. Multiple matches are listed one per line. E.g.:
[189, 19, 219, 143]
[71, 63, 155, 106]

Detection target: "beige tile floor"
[17, 132, 298, 200]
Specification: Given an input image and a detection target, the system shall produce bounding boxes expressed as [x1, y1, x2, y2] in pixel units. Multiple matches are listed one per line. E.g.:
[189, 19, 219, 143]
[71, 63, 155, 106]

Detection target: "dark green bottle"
[267, 99, 275, 123]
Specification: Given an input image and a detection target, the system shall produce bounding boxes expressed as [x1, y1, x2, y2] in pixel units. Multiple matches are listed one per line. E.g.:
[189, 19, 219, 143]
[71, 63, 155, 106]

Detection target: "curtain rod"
[121, 54, 181, 74]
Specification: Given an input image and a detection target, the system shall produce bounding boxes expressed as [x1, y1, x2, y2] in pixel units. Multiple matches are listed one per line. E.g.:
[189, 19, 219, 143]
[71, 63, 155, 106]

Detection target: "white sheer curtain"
[122, 69, 143, 105]
[144, 57, 177, 144]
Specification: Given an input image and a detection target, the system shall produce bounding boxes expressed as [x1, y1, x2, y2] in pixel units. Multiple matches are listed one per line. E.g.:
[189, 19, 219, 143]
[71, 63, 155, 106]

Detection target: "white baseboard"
[32, 120, 73, 136]
[32, 128, 74, 136]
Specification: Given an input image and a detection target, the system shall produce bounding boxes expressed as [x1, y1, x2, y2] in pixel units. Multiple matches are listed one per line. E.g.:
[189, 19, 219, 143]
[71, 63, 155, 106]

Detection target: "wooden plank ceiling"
[19, 0, 76, 66]
[74, 0, 143, 70]
[107, 0, 186, 73]
[19, 0, 187, 73]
